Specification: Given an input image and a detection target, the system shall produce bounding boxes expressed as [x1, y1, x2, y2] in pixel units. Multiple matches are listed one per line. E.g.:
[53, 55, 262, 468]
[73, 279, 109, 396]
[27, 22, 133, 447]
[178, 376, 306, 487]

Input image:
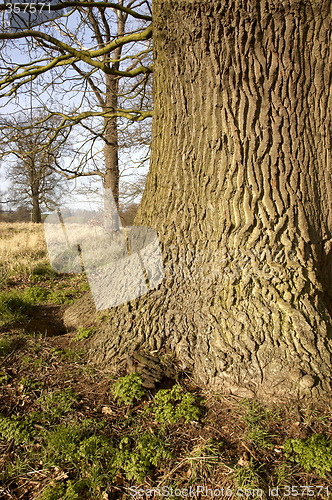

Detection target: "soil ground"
[0, 223, 331, 499]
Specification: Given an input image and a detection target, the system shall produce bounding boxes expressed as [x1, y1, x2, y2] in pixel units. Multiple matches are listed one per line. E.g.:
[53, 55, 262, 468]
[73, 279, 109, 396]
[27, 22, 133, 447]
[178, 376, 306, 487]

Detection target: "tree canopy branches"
[0, 1, 152, 21]
[0, 24, 152, 96]
[0, 0, 153, 202]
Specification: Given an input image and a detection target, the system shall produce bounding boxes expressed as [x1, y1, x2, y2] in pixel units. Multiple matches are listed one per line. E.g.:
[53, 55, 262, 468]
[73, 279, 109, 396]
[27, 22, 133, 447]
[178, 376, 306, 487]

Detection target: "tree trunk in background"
[87, 0, 332, 402]
[103, 74, 120, 206]
[103, 74, 120, 230]
[31, 185, 41, 223]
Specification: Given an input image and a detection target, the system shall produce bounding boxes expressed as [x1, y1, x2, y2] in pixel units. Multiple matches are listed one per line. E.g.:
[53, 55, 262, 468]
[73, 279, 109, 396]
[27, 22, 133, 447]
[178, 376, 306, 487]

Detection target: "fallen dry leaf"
[101, 406, 114, 416]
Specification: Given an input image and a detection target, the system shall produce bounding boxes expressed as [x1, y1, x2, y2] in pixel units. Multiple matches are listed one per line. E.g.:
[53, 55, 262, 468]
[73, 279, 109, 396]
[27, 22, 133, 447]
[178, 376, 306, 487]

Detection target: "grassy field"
[0, 222, 50, 282]
[0, 223, 331, 499]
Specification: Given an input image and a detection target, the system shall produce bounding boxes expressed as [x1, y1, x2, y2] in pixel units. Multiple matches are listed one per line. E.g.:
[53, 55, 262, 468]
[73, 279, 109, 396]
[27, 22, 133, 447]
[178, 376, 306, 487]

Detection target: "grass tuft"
[0, 290, 31, 328]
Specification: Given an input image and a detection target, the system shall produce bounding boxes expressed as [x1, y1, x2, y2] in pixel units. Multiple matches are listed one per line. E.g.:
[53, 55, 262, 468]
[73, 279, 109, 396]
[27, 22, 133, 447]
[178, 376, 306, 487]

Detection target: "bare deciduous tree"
[0, 110, 69, 222]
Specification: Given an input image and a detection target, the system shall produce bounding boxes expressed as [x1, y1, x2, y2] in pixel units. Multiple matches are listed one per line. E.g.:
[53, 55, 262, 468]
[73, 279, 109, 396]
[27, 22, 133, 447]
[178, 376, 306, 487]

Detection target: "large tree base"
[64, 262, 332, 404]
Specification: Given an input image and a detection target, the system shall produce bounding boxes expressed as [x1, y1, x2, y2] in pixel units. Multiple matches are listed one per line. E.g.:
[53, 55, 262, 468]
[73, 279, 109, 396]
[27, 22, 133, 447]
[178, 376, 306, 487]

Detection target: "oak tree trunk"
[86, 0, 332, 402]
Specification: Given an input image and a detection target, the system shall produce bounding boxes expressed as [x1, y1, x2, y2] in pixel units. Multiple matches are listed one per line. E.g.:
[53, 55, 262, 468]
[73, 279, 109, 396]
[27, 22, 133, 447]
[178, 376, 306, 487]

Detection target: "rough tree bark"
[103, 74, 121, 230]
[31, 180, 42, 223]
[103, 74, 120, 209]
[73, 0, 332, 402]
[102, 6, 125, 229]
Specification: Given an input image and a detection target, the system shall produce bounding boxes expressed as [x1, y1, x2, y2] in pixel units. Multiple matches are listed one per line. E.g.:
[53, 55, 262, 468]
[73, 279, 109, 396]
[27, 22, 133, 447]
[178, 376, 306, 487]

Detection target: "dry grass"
[0, 222, 49, 282]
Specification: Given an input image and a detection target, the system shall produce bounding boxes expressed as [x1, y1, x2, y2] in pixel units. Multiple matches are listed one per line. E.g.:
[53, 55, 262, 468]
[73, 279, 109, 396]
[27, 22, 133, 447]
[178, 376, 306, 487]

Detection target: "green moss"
[38, 482, 66, 500]
[148, 384, 202, 425]
[284, 434, 332, 478]
[113, 373, 146, 405]
[49, 347, 85, 362]
[0, 414, 35, 444]
[41, 424, 169, 489]
[44, 424, 89, 466]
[74, 327, 96, 341]
[114, 430, 171, 481]
[0, 371, 10, 384]
[20, 377, 44, 394]
[21, 355, 43, 369]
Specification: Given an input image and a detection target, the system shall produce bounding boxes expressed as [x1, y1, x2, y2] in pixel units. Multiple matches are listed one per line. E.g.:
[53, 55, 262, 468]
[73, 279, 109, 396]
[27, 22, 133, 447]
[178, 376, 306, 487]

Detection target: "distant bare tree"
[0, 110, 69, 222]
